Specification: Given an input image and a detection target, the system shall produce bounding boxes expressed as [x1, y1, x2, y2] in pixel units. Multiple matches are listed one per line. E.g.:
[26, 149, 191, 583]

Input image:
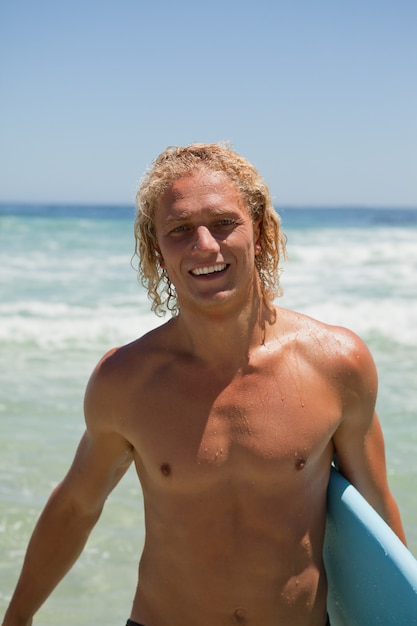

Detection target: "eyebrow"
[164, 209, 239, 223]
[164, 213, 192, 224]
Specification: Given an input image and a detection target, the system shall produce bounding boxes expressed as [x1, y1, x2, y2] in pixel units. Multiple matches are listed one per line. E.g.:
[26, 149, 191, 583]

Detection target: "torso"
[101, 307, 350, 626]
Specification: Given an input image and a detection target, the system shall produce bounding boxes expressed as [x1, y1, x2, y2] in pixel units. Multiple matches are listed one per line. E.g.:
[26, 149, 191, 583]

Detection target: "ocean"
[1, 204, 416, 623]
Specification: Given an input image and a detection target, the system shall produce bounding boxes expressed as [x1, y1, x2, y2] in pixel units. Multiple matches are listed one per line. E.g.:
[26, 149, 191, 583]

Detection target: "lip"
[190, 263, 229, 277]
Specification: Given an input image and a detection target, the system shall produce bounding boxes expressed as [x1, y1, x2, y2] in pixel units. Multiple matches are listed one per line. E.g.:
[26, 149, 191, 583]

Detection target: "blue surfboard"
[324, 468, 417, 625]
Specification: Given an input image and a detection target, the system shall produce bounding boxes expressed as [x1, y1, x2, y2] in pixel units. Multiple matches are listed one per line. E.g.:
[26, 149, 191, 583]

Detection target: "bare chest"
[123, 358, 341, 489]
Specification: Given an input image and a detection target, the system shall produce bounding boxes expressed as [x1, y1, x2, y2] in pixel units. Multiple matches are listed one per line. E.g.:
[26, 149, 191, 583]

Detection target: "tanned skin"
[2, 170, 405, 626]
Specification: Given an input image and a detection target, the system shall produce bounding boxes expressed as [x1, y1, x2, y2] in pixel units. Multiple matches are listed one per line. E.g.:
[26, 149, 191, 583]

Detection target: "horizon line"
[1, 201, 417, 211]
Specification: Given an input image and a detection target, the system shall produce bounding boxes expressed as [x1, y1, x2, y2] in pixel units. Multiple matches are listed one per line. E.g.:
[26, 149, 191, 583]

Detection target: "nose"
[192, 226, 220, 253]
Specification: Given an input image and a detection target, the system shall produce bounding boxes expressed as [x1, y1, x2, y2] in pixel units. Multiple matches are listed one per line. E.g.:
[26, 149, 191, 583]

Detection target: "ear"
[155, 246, 165, 269]
[253, 218, 262, 255]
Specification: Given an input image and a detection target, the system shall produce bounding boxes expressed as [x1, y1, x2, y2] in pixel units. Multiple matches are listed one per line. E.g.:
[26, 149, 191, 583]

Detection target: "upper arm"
[331, 329, 406, 541]
[58, 350, 134, 517]
[332, 331, 382, 496]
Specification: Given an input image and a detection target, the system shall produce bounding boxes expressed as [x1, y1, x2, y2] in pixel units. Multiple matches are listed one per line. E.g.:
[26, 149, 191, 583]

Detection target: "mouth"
[190, 263, 228, 277]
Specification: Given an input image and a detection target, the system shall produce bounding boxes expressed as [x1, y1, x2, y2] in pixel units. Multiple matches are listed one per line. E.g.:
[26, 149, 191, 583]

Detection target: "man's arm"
[332, 329, 406, 544]
[2, 353, 133, 626]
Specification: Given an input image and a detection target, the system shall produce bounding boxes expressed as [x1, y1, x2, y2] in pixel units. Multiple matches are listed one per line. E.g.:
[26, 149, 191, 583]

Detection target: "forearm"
[379, 490, 407, 546]
[338, 460, 407, 546]
[2, 487, 102, 626]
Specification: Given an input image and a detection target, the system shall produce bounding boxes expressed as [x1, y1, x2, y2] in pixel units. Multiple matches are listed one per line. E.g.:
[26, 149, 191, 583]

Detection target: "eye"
[216, 218, 236, 228]
[169, 224, 189, 235]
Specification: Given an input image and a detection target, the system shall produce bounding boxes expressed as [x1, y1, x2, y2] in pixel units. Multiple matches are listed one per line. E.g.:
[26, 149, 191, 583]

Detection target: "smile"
[191, 263, 228, 276]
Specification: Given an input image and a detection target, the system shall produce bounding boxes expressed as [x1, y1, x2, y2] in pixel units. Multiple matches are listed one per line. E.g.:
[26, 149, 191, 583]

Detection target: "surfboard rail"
[324, 468, 417, 625]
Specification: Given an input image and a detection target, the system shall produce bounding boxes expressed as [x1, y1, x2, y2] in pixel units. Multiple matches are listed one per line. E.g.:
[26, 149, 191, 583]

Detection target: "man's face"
[154, 169, 261, 314]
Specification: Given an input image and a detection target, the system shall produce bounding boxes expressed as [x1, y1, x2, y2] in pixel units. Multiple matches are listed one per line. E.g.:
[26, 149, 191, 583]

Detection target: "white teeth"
[192, 263, 227, 276]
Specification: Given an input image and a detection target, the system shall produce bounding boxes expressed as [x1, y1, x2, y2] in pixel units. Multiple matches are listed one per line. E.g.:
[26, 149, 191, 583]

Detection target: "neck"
[172, 293, 276, 371]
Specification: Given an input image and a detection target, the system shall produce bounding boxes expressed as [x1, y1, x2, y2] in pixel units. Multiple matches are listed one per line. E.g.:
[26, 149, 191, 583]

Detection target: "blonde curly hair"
[134, 142, 287, 316]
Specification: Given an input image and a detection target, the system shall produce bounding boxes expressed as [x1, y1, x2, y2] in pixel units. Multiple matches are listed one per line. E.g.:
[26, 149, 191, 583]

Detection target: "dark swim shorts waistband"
[126, 616, 330, 626]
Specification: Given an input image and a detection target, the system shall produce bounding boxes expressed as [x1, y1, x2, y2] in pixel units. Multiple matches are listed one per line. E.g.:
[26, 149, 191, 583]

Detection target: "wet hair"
[134, 142, 287, 316]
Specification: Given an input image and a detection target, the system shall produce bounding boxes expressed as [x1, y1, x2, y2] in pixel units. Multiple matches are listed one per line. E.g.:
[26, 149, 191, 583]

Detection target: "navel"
[160, 463, 172, 477]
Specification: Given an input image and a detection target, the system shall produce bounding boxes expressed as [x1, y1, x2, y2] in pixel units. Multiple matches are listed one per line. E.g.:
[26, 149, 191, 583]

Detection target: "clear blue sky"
[1, 0, 416, 206]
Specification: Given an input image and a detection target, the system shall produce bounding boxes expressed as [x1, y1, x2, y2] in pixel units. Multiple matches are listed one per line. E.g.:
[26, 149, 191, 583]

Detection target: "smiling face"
[154, 169, 262, 315]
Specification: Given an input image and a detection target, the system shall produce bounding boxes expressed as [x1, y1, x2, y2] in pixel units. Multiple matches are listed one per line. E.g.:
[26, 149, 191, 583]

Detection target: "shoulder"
[275, 306, 377, 382]
[84, 321, 172, 429]
[90, 320, 171, 381]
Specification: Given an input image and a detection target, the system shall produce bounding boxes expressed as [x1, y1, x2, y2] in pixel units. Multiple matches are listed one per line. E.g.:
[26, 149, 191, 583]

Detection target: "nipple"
[295, 458, 306, 471]
[233, 607, 247, 623]
[160, 463, 172, 477]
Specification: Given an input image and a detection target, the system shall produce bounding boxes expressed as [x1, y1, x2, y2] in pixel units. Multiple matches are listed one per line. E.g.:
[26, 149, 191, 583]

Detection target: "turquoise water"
[1, 205, 416, 623]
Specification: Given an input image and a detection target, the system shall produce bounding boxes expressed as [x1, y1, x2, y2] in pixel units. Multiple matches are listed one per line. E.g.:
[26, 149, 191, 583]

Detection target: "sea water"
[1, 204, 416, 624]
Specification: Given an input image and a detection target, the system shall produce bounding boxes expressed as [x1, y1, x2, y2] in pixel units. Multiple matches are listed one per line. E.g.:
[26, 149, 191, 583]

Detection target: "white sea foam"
[281, 225, 417, 346]
[0, 299, 159, 349]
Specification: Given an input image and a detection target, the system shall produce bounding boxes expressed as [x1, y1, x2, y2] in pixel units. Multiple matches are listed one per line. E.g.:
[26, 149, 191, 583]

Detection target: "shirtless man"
[2, 143, 406, 626]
